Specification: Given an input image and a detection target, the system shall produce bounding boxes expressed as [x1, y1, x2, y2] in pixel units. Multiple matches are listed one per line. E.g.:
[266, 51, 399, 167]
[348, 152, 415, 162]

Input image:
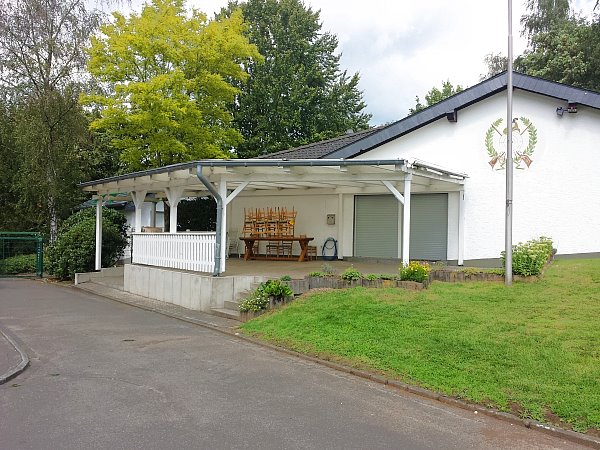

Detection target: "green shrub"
[308, 271, 323, 277]
[239, 280, 293, 312]
[261, 279, 293, 298]
[0, 254, 37, 274]
[46, 207, 129, 280]
[501, 236, 553, 276]
[341, 265, 362, 281]
[279, 275, 292, 281]
[239, 289, 269, 312]
[399, 261, 431, 283]
[364, 273, 379, 281]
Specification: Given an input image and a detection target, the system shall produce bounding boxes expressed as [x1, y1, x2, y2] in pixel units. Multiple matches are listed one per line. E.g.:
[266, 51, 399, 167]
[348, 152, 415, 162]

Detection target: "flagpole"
[505, 0, 514, 286]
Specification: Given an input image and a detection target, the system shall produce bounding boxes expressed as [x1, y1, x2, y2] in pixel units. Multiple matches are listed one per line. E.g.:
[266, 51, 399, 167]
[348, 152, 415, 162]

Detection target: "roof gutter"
[196, 163, 222, 277]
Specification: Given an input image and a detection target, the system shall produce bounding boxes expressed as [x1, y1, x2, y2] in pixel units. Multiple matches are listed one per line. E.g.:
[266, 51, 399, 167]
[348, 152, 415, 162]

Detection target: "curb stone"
[76, 282, 600, 449]
[0, 328, 30, 385]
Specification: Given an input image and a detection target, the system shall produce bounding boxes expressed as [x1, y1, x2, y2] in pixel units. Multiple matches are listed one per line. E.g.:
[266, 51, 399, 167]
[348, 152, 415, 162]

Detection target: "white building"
[82, 72, 600, 275]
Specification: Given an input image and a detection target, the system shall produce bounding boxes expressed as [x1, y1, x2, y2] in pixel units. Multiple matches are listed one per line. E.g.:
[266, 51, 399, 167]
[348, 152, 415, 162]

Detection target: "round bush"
[46, 207, 128, 280]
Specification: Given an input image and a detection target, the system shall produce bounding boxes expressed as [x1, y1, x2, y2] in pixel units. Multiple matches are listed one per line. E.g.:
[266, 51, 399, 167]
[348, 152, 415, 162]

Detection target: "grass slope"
[241, 258, 600, 432]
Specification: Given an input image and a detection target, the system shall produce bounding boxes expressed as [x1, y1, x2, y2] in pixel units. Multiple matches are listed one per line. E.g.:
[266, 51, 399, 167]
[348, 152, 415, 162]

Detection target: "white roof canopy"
[81, 159, 467, 199]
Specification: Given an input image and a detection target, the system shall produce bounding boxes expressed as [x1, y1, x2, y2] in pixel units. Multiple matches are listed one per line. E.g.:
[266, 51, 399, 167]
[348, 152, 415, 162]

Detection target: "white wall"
[125, 201, 165, 232]
[357, 90, 600, 260]
[229, 194, 342, 257]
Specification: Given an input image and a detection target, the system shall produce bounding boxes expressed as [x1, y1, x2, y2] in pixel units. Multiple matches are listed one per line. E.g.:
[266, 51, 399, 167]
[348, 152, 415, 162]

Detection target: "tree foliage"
[409, 80, 463, 114]
[220, 0, 371, 158]
[46, 207, 128, 280]
[521, 0, 571, 43]
[518, 17, 600, 91]
[84, 0, 261, 171]
[0, 0, 105, 238]
[480, 53, 509, 80]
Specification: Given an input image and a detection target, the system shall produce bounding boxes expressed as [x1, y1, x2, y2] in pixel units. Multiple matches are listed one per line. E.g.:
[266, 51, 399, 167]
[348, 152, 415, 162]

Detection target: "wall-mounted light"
[557, 102, 578, 116]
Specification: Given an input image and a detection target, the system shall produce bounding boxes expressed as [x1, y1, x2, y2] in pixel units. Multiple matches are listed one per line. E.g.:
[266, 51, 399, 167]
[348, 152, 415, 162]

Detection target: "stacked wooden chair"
[243, 207, 297, 257]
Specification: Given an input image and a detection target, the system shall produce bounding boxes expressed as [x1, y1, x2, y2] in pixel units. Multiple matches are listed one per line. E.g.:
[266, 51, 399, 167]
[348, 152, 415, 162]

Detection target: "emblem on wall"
[485, 117, 537, 170]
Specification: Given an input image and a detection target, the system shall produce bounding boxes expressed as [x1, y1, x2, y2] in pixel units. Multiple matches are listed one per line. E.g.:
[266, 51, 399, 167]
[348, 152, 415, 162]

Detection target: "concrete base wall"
[124, 264, 267, 312]
[75, 266, 124, 285]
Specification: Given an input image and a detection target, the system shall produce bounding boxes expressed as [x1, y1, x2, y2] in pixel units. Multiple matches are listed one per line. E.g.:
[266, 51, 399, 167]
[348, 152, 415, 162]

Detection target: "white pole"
[219, 179, 227, 273]
[401, 174, 412, 266]
[505, 0, 514, 286]
[95, 197, 103, 271]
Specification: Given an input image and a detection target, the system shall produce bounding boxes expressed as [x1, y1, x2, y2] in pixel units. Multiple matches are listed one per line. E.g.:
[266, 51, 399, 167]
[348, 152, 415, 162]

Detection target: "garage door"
[354, 194, 448, 260]
[409, 194, 448, 261]
[354, 195, 398, 258]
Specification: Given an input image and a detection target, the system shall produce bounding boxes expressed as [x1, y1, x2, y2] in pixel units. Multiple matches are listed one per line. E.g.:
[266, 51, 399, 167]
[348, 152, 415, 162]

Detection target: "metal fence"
[0, 232, 44, 277]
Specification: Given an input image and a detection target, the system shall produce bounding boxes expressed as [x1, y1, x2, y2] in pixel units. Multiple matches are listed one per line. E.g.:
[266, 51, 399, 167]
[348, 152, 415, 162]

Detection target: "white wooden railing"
[132, 232, 216, 273]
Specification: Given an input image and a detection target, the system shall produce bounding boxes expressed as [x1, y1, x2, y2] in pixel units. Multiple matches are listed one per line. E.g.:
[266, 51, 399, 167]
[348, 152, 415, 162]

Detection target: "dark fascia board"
[326, 72, 600, 160]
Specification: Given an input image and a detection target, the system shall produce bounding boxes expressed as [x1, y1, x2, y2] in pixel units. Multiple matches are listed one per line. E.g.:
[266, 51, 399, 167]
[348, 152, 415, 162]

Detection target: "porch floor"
[222, 257, 402, 279]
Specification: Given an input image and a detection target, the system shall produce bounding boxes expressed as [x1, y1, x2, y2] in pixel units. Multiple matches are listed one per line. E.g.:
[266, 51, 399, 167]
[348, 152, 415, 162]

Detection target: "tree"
[521, 0, 571, 43]
[0, 0, 103, 238]
[480, 53, 509, 80]
[0, 98, 20, 231]
[84, 0, 261, 171]
[220, 0, 371, 158]
[518, 17, 600, 91]
[409, 80, 463, 114]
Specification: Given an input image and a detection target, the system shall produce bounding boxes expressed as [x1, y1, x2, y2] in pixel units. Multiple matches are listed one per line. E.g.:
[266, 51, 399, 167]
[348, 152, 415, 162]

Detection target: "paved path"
[0, 278, 587, 450]
[0, 328, 21, 380]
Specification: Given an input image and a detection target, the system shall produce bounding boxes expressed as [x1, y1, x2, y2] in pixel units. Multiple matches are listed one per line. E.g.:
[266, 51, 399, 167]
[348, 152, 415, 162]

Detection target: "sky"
[120, 0, 598, 126]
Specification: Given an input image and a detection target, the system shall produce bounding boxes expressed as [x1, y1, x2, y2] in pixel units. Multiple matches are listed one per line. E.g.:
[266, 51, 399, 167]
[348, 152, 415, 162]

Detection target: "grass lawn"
[240, 258, 600, 433]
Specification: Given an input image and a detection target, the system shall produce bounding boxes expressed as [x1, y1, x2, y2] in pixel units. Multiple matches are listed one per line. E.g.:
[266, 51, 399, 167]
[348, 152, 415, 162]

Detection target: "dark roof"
[261, 127, 384, 159]
[270, 72, 600, 160]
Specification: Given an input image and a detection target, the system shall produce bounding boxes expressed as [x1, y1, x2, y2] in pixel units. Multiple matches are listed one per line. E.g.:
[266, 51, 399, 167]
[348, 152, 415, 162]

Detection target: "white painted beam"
[382, 180, 405, 205]
[224, 181, 249, 206]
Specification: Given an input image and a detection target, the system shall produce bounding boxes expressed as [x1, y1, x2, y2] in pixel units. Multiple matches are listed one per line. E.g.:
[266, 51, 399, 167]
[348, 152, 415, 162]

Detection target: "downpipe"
[196, 164, 222, 277]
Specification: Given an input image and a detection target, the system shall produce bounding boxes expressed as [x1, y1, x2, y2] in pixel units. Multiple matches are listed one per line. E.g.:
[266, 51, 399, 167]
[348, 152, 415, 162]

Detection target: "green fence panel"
[0, 232, 44, 277]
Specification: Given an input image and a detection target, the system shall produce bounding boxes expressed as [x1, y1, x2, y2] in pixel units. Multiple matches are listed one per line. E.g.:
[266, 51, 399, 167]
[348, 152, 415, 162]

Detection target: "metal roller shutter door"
[354, 195, 398, 258]
[409, 194, 448, 261]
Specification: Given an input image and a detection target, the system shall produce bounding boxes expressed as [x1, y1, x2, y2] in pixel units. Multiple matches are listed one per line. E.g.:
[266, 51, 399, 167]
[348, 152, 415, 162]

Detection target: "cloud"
[119, 0, 599, 125]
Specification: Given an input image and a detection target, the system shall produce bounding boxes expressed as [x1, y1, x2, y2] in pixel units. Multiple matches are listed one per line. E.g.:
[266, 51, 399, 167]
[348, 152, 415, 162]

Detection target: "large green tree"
[220, 0, 371, 158]
[84, 0, 261, 171]
[0, 0, 103, 238]
[518, 17, 600, 91]
[521, 0, 571, 43]
[409, 80, 463, 114]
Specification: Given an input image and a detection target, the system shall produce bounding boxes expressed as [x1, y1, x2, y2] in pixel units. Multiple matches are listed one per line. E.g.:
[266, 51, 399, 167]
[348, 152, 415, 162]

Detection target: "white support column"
[402, 174, 412, 266]
[458, 187, 465, 266]
[219, 180, 228, 273]
[382, 180, 406, 260]
[95, 196, 103, 271]
[337, 193, 344, 260]
[131, 190, 147, 233]
[165, 187, 184, 233]
[150, 201, 156, 227]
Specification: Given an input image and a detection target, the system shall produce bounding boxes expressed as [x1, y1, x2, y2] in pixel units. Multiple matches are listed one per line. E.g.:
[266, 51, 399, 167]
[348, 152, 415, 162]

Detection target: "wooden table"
[240, 236, 314, 262]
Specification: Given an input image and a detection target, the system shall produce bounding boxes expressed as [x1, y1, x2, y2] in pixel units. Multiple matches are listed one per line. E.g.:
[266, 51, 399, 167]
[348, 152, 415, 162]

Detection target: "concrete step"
[223, 300, 240, 310]
[210, 308, 241, 321]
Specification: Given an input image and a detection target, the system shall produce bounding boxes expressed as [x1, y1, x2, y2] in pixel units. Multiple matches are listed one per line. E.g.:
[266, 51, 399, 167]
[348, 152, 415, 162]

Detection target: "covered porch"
[81, 158, 467, 277]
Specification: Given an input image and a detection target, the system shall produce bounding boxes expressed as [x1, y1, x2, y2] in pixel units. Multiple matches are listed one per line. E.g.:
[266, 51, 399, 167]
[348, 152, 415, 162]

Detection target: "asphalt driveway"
[0, 279, 586, 449]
